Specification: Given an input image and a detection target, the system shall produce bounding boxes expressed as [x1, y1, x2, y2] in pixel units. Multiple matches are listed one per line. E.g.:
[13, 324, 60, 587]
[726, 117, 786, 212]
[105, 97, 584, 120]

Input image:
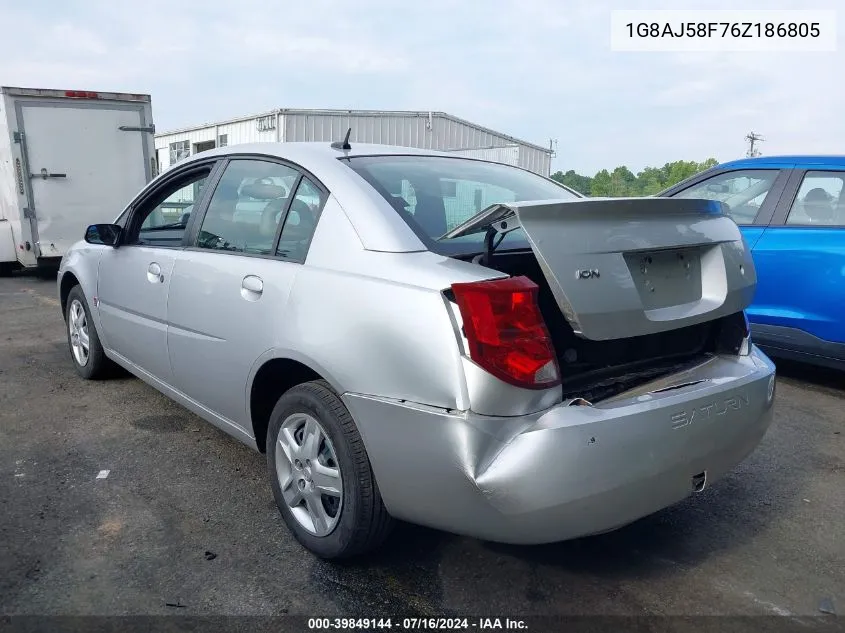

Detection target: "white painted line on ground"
[741, 591, 793, 617]
[96, 470, 110, 479]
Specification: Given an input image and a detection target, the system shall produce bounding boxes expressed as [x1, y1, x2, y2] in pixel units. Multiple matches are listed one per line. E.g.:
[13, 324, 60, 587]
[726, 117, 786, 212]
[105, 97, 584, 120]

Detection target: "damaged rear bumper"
[343, 347, 776, 545]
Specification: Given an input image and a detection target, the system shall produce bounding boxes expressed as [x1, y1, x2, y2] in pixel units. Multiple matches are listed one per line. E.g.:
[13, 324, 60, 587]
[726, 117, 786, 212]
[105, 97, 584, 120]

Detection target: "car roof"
[717, 155, 845, 170]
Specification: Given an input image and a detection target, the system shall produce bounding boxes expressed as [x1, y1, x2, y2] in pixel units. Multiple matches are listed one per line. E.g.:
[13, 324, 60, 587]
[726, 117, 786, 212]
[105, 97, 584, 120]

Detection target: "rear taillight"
[451, 276, 561, 390]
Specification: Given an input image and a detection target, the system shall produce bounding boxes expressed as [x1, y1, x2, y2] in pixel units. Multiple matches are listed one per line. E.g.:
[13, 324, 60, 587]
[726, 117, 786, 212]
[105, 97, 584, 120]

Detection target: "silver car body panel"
[57, 142, 777, 545]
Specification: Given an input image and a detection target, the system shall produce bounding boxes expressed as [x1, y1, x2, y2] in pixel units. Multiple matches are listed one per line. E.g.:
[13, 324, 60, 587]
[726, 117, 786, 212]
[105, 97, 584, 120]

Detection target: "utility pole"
[745, 131, 764, 158]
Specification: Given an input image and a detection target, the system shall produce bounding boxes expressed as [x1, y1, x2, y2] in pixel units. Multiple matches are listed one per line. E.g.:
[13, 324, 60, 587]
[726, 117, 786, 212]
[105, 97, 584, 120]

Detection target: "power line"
[745, 131, 764, 158]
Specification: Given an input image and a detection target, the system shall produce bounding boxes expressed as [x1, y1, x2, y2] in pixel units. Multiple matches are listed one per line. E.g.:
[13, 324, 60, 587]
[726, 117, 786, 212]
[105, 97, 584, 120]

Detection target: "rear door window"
[785, 171, 845, 226]
[196, 160, 299, 255]
[276, 177, 327, 260]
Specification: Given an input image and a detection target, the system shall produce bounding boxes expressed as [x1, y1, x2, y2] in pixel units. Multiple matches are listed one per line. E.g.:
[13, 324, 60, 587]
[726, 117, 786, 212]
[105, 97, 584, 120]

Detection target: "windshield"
[343, 155, 580, 255]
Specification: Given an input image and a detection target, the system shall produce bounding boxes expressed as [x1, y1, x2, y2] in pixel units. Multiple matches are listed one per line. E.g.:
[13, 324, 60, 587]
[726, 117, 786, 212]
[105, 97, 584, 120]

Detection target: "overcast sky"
[1, 0, 842, 174]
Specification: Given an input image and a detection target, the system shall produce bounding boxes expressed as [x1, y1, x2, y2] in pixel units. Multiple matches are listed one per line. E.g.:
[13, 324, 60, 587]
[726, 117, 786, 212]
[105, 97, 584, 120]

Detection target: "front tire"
[266, 380, 394, 559]
[65, 285, 113, 380]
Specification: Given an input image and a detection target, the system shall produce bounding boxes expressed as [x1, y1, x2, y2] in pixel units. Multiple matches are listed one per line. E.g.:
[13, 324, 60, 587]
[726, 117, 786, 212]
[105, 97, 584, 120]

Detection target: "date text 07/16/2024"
[307, 618, 528, 630]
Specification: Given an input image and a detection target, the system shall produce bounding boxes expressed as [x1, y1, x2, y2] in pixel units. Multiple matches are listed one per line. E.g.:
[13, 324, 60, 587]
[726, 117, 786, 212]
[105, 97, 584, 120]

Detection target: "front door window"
[674, 169, 780, 224]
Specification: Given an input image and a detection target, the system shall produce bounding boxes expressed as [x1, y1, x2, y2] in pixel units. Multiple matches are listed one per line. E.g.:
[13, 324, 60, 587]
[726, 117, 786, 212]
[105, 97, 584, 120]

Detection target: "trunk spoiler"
[440, 197, 755, 341]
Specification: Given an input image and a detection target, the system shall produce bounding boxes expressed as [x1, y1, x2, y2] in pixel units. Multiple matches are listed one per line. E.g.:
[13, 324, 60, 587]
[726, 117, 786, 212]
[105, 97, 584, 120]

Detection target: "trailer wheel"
[0, 262, 19, 277]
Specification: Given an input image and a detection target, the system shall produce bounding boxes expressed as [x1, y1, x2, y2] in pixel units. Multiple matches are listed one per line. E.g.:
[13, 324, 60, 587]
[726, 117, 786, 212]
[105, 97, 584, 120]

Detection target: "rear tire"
[266, 380, 394, 559]
[65, 285, 114, 380]
[0, 261, 19, 277]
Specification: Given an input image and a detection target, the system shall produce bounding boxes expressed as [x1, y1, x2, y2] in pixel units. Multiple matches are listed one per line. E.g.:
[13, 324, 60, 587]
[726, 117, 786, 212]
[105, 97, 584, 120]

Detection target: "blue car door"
[748, 168, 845, 363]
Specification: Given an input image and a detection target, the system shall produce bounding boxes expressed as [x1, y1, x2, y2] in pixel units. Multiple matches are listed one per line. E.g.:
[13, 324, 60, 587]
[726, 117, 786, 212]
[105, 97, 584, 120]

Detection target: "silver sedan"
[58, 142, 777, 558]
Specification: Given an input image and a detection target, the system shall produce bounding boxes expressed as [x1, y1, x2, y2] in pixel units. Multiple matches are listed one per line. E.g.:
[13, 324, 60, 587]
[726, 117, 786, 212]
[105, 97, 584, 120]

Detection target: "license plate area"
[624, 247, 703, 310]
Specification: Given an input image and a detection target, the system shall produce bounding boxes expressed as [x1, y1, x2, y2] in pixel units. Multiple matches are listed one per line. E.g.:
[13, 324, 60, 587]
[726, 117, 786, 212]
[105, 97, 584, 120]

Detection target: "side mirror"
[85, 224, 122, 247]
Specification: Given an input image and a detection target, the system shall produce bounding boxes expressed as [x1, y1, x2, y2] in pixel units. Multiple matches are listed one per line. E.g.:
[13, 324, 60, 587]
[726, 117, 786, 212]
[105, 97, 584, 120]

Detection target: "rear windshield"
[343, 155, 580, 256]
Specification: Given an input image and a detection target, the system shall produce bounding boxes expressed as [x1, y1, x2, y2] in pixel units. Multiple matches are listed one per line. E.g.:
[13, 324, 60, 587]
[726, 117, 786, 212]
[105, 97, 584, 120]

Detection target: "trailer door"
[17, 101, 151, 259]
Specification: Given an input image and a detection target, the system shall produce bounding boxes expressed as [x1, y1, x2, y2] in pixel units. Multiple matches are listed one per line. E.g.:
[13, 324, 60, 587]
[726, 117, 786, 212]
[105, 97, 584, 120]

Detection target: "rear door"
[749, 168, 845, 359]
[167, 157, 327, 429]
[16, 100, 150, 259]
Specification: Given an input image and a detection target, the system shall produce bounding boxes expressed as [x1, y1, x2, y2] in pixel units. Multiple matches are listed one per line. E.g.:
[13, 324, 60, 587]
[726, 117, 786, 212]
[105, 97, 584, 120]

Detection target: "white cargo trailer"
[0, 87, 155, 274]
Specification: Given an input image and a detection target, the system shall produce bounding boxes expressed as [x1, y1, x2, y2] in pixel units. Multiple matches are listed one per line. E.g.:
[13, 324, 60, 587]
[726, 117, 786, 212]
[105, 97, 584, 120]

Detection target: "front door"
[167, 158, 321, 430]
[17, 101, 149, 259]
[97, 166, 214, 384]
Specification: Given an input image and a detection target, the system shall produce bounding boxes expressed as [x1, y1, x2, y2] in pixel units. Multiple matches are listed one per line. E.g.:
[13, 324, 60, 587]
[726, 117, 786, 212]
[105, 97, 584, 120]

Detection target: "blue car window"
[785, 171, 845, 226]
[674, 169, 779, 225]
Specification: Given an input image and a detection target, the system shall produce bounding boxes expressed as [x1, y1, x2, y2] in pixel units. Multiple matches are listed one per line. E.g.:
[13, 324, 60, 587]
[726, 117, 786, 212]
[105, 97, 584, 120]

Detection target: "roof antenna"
[331, 127, 352, 151]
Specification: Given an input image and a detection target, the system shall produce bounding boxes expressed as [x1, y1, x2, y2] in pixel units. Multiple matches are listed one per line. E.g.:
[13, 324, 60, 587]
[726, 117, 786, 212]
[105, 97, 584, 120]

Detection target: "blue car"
[661, 156, 845, 370]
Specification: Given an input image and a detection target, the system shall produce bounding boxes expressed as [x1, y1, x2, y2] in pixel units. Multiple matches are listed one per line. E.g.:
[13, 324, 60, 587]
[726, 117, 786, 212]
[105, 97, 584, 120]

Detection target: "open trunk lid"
[442, 197, 756, 341]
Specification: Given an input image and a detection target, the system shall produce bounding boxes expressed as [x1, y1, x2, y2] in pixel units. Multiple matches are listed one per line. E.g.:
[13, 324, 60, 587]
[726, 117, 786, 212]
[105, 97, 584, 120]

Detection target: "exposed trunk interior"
[464, 250, 748, 402]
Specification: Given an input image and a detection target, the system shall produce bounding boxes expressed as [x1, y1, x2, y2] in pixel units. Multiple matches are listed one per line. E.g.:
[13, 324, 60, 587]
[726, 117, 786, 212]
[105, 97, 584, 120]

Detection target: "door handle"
[30, 168, 67, 180]
[147, 262, 164, 284]
[241, 275, 264, 301]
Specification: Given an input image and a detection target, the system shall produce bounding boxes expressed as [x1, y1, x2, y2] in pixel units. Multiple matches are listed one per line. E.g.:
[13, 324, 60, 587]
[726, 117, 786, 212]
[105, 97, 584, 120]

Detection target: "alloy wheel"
[275, 413, 343, 536]
[68, 299, 90, 367]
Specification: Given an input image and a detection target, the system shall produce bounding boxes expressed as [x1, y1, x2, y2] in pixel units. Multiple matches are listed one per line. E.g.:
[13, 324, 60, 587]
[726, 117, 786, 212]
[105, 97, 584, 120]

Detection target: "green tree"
[636, 166, 667, 196]
[610, 166, 637, 196]
[590, 169, 613, 197]
[550, 169, 592, 195]
[552, 158, 719, 197]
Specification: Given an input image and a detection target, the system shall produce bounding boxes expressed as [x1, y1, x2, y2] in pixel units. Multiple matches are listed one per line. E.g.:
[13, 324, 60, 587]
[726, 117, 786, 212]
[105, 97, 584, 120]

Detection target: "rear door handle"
[241, 275, 264, 301]
[147, 262, 164, 284]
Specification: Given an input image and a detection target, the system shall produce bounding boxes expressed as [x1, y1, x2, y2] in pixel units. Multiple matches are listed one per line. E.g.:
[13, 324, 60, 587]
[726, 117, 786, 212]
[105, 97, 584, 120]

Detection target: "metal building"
[154, 109, 552, 176]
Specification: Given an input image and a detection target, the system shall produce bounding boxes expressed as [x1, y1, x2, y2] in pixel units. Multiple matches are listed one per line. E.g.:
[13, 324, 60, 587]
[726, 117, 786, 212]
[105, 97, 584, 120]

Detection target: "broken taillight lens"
[451, 276, 561, 390]
[739, 311, 752, 355]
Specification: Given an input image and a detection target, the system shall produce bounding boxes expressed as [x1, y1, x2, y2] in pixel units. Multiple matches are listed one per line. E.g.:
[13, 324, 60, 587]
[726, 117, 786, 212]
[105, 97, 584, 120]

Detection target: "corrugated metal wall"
[445, 145, 521, 167]
[520, 145, 552, 177]
[155, 110, 552, 175]
[285, 112, 434, 148]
